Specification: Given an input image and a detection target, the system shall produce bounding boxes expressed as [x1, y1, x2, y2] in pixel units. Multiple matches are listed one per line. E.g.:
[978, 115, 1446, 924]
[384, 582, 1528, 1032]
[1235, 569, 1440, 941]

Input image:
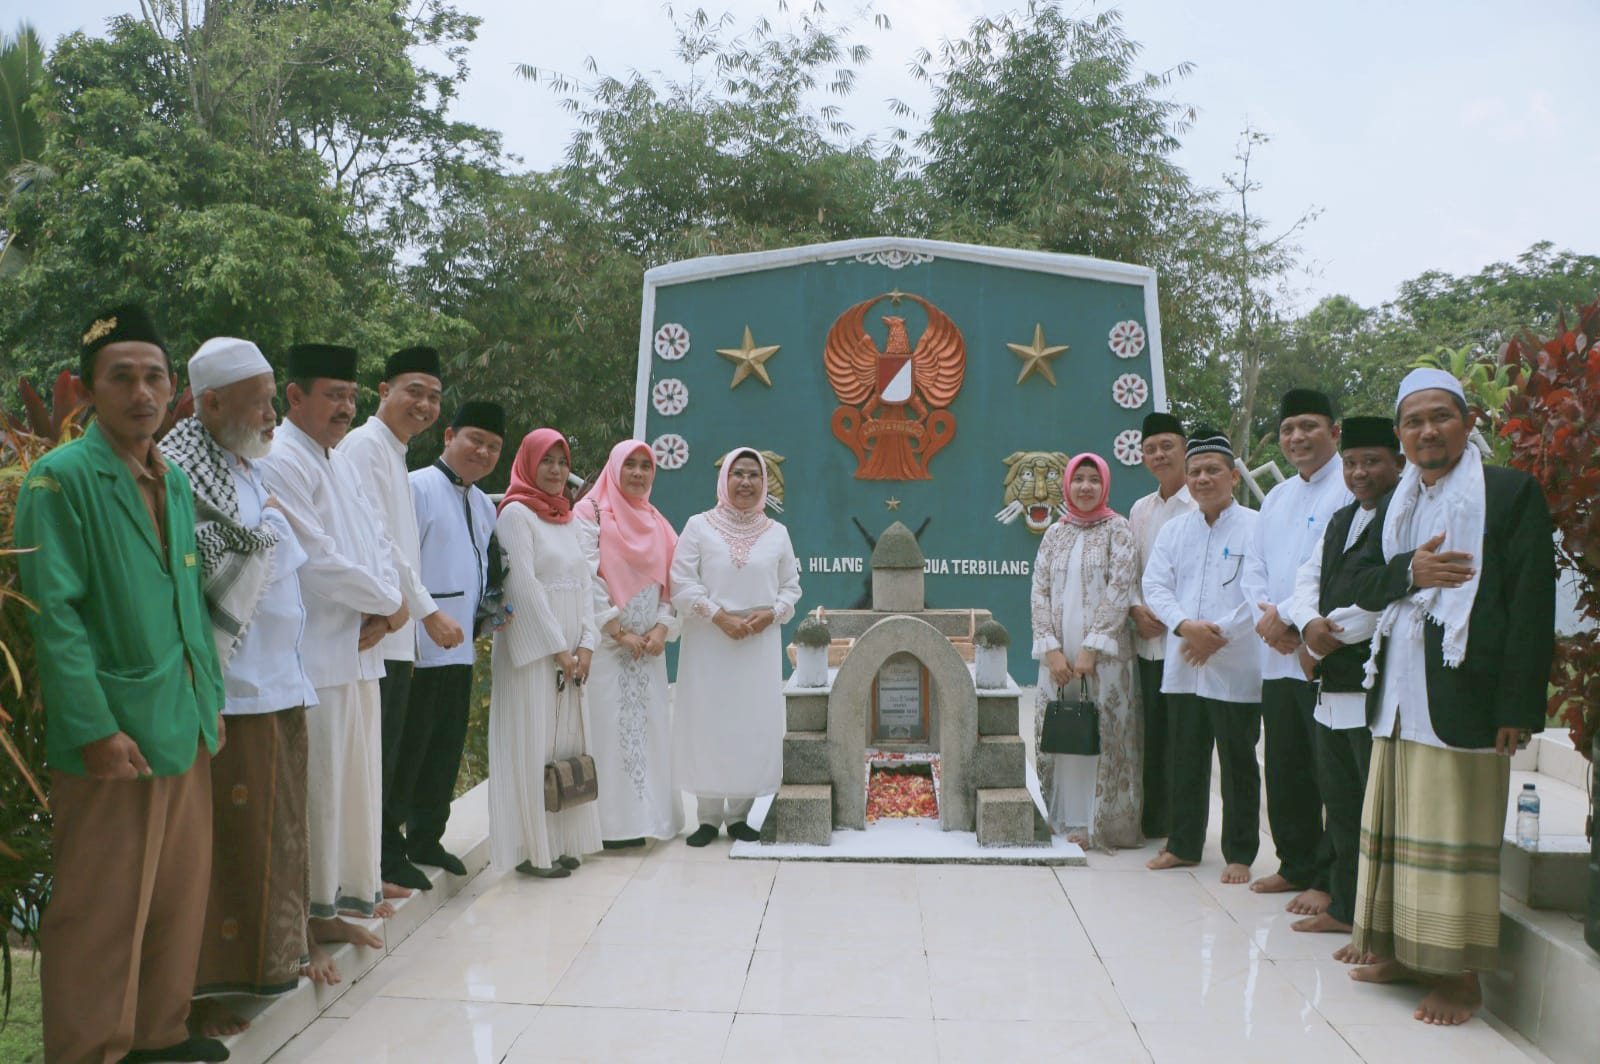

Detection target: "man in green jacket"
[16, 305, 228, 1064]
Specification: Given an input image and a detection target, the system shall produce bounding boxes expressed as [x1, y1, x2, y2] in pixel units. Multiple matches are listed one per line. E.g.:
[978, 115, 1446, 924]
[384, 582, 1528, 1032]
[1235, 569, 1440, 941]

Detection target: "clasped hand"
[1044, 648, 1096, 689]
[1179, 620, 1228, 666]
[714, 609, 773, 640]
[612, 624, 667, 660]
[1254, 603, 1300, 655]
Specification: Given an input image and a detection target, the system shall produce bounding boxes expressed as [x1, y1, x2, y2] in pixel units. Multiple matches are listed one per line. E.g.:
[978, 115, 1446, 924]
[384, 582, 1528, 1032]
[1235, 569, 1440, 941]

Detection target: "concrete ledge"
[977, 693, 1021, 736]
[976, 788, 1040, 847]
[975, 735, 1026, 789]
[211, 783, 492, 1064]
[1502, 835, 1591, 912]
[768, 783, 833, 845]
[782, 731, 831, 785]
[785, 693, 829, 732]
[1483, 896, 1600, 1064]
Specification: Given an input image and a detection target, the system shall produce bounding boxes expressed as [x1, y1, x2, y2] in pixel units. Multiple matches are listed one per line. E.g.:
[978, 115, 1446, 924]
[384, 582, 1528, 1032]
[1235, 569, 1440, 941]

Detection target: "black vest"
[1315, 501, 1379, 693]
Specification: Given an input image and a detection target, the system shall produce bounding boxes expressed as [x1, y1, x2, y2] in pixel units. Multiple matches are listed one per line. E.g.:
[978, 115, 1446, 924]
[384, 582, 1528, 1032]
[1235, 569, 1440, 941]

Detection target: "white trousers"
[696, 795, 755, 827]
[307, 680, 382, 918]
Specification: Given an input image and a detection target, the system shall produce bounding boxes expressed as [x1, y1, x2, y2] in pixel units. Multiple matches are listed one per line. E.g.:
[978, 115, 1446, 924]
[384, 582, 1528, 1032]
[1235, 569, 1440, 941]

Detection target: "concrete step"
[976, 787, 1039, 847]
[782, 730, 830, 785]
[977, 692, 1021, 736]
[975, 734, 1026, 790]
[785, 691, 828, 732]
[220, 783, 492, 1064]
[1502, 835, 1591, 912]
[766, 783, 833, 845]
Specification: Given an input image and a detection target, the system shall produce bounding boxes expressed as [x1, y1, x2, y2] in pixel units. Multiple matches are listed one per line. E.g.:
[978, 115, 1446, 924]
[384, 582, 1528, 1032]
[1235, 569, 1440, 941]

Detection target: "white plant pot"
[974, 644, 1008, 690]
[795, 644, 830, 688]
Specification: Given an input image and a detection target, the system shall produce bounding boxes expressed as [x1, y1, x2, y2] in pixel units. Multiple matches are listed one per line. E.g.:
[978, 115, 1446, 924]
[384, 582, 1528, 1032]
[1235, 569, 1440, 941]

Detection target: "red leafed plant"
[1498, 296, 1600, 759]
[3, 372, 88, 441]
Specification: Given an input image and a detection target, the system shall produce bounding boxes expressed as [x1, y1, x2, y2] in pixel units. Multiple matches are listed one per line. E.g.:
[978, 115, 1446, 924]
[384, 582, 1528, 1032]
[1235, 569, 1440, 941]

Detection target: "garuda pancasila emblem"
[824, 292, 966, 480]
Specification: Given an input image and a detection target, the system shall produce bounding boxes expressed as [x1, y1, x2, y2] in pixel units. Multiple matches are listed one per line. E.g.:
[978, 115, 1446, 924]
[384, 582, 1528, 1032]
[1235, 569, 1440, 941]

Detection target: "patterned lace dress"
[1029, 515, 1143, 851]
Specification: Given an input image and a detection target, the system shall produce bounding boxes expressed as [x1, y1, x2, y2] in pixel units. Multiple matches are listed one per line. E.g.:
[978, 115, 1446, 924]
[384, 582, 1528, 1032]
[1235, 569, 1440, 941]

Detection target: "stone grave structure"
[764, 522, 1048, 848]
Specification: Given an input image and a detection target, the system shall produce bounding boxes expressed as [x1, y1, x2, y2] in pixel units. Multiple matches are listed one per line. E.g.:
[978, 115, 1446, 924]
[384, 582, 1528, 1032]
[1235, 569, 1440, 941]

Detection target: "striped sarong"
[1351, 735, 1509, 974]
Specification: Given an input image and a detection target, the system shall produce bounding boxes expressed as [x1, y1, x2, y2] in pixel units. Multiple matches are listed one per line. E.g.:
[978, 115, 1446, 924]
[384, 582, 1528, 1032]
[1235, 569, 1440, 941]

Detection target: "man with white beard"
[163, 338, 321, 1032]
[259, 343, 406, 976]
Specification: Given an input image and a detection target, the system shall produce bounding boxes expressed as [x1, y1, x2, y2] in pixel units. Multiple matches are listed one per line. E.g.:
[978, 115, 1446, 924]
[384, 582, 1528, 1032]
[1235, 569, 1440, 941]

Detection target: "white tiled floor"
[267, 794, 1551, 1064]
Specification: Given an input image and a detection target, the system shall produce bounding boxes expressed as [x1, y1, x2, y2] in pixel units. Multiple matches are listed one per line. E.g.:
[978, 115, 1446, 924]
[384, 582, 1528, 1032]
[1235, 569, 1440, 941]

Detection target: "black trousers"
[396, 663, 475, 851]
[1168, 694, 1261, 866]
[1138, 656, 1173, 838]
[378, 660, 415, 872]
[1315, 719, 1372, 925]
[1261, 677, 1327, 888]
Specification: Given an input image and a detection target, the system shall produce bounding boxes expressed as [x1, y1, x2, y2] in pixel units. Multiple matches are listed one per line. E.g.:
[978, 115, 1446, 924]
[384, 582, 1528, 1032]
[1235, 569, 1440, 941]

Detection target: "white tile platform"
[203, 703, 1595, 1064]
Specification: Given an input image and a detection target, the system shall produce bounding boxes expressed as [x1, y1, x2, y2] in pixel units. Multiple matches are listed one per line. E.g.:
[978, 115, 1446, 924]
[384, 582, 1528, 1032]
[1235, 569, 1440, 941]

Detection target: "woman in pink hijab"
[1027, 451, 1143, 852]
[575, 441, 684, 847]
[670, 448, 802, 846]
[487, 429, 602, 879]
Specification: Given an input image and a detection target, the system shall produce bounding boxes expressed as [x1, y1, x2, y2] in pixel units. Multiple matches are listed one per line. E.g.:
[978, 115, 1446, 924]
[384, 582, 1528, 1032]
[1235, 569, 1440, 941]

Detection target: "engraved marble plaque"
[873, 653, 928, 743]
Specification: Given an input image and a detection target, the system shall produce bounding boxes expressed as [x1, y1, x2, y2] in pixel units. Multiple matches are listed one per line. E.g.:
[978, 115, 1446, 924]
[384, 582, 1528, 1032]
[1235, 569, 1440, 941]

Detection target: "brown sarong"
[1351, 735, 1509, 975]
[194, 707, 310, 996]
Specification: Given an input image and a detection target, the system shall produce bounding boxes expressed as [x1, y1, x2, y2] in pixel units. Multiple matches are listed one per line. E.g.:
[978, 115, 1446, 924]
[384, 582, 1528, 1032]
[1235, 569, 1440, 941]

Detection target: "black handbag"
[1040, 678, 1100, 756]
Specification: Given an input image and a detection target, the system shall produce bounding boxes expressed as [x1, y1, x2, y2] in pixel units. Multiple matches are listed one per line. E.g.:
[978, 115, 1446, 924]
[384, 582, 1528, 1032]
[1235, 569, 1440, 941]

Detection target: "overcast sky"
[27, 0, 1600, 311]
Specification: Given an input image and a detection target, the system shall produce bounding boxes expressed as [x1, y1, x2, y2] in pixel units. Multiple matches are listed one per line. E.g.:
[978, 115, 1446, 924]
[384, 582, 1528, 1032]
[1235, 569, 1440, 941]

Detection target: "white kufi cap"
[1394, 367, 1466, 415]
[188, 337, 273, 395]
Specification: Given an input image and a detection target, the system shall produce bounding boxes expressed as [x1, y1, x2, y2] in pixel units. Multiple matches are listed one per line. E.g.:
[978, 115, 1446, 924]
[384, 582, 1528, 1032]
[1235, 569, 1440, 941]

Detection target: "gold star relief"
[716, 325, 781, 389]
[1007, 324, 1069, 386]
[885, 496, 901, 511]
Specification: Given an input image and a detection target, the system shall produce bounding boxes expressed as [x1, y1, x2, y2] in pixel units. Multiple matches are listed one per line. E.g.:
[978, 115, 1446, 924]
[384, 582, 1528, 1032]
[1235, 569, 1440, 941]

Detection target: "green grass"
[0, 950, 44, 1064]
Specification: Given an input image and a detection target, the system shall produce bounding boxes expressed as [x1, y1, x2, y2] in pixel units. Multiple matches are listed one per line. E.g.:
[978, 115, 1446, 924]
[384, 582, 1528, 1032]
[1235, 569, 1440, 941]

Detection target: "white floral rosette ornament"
[651, 433, 689, 470]
[1113, 429, 1144, 466]
[653, 322, 691, 361]
[651, 378, 689, 416]
[1108, 320, 1146, 359]
[1112, 372, 1149, 410]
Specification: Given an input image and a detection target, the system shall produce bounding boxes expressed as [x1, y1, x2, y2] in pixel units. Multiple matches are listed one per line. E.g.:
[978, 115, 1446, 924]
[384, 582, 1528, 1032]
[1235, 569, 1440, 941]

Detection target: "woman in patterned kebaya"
[1029, 452, 1143, 851]
[577, 441, 684, 848]
[670, 448, 803, 847]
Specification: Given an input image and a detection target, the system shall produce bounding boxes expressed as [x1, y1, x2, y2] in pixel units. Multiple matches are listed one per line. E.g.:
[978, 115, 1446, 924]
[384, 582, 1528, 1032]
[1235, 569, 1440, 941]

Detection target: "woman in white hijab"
[670, 448, 802, 846]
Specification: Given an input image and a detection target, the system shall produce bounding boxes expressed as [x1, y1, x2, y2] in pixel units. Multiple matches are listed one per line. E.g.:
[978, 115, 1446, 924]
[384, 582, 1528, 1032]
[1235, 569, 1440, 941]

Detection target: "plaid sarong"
[1351, 735, 1509, 974]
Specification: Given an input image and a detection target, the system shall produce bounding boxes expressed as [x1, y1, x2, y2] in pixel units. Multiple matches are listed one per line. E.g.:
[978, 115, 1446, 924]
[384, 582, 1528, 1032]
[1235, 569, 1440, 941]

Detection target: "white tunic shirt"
[1286, 507, 1380, 731]
[259, 419, 403, 689]
[411, 462, 496, 668]
[1142, 501, 1263, 703]
[219, 454, 319, 716]
[1242, 456, 1353, 681]
[337, 417, 438, 662]
[1370, 465, 1496, 752]
[1128, 484, 1195, 660]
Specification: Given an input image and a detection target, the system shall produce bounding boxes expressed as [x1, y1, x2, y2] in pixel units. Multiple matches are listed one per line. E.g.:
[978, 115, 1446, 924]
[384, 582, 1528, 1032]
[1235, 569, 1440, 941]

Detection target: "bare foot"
[301, 938, 342, 986]
[1250, 873, 1302, 894]
[1415, 973, 1481, 1025]
[310, 915, 383, 951]
[1350, 958, 1423, 985]
[374, 900, 397, 918]
[1066, 831, 1089, 847]
[1333, 942, 1377, 965]
[382, 882, 414, 900]
[188, 997, 249, 1038]
[1221, 862, 1251, 884]
[1292, 911, 1352, 935]
[1147, 850, 1198, 871]
[1287, 887, 1331, 915]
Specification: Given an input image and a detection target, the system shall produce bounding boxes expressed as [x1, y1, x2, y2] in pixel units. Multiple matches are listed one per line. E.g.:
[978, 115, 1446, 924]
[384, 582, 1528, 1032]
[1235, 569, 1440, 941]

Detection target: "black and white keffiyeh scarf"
[162, 416, 279, 665]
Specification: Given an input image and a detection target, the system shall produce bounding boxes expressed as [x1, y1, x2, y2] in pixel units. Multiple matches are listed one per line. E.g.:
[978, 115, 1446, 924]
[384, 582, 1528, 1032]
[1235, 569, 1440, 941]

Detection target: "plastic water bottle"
[1516, 783, 1540, 849]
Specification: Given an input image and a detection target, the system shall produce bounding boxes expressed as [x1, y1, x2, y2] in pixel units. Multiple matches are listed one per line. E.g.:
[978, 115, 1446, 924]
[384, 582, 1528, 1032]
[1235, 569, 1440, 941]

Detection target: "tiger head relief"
[994, 451, 1070, 534]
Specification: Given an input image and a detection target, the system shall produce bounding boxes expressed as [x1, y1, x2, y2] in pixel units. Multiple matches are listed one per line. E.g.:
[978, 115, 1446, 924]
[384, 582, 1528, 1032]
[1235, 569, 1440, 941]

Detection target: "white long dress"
[1030, 517, 1142, 851]
[575, 510, 685, 841]
[670, 514, 802, 800]
[488, 503, 601, 870]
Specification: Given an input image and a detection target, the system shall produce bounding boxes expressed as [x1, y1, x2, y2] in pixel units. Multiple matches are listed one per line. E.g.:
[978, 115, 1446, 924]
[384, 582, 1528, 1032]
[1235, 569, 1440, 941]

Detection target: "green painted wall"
[638, 244, 1165, 680]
